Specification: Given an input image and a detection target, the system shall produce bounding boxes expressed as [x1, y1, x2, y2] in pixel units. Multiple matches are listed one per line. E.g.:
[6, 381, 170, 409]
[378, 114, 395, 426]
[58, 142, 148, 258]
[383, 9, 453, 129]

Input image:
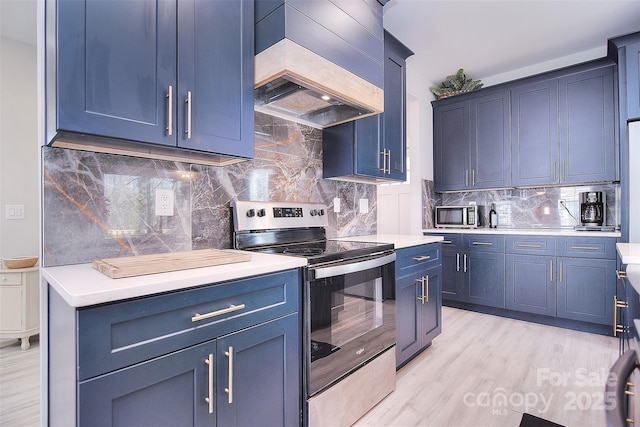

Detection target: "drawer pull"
[442, 240, 453, 244]
[413, 255, 431, 261]
[617, 270, 628, 280]
[205, 354, 214, 413]
[192, 304, 246, 322]
[225, 346, 234, 404]
[472, 241, 493, 246]
[517, 244, 542, 248]
[416, 276, 429, 304]
[550, 259, 553, 281]
[570, 246, 599, 251]
[456, 253, 460, 272]
[166, 85, 173, 136]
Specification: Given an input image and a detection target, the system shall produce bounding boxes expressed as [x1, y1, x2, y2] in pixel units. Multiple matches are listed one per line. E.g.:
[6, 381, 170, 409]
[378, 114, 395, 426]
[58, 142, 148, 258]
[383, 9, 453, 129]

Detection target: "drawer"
[505, 236, 556, 256]
[463, 234, 505, 253]
[396, 244, 441, 276]
[0, 273, 22, 285]
[429, 234, 462, 251]
[556, 237, 618, 259]
[77, 269, 301, 380]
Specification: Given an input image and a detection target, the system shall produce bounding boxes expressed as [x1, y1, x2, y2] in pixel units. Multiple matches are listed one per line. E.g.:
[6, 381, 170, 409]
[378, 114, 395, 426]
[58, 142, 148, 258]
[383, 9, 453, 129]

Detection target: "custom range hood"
[254, 0, 386, 129]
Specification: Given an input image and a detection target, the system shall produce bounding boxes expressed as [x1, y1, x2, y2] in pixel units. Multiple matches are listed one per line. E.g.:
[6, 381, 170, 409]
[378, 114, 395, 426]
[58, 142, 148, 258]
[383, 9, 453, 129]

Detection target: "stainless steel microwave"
[435, 205, 484, 228]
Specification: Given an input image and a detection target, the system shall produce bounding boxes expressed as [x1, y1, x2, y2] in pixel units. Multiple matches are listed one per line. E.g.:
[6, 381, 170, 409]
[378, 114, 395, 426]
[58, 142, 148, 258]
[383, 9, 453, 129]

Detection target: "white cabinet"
[0, 267, 39, 350]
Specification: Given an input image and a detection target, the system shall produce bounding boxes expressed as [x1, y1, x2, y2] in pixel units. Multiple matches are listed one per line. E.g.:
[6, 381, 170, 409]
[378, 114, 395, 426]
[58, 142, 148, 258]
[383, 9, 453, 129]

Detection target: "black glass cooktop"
[255, 239, 394, 265]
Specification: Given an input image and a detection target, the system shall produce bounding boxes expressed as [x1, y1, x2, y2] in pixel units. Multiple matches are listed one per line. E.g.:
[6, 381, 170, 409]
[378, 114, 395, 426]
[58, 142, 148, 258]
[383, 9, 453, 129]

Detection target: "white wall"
[0, 36, 39, 258]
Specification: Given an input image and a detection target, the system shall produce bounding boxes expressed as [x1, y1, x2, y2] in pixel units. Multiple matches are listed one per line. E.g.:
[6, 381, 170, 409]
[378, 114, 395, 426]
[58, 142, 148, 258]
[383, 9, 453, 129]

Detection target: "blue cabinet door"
[177, 0, 254, 158]
[625, 41, 640, 120]
[441, 247, 463, 301]
[421, 266, 442, 344]
[469, 90, 511, 189]
[79, 341, 216, 427]
[511, 78, 560, 187]
[217, 314, 300, 427]
[56, 0, 177, 146]
[433, 101, 470, 191]
[506, 254, 556, 316]
[395, 273, 421, 367]
[557, 257, 616, 325]
[464, 251, 505, 309]
[355, 115, 384, 177]
[559, 66, 616, 183]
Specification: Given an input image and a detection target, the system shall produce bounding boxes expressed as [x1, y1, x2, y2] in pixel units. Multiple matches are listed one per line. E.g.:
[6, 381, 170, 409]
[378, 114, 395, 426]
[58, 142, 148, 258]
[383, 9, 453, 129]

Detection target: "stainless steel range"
[231, 200, 396, 426]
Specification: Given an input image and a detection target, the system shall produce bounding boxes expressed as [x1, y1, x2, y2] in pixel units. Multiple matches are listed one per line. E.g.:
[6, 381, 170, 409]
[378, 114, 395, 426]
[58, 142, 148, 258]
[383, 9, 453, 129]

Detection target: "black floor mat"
[519, 413, 564, 427]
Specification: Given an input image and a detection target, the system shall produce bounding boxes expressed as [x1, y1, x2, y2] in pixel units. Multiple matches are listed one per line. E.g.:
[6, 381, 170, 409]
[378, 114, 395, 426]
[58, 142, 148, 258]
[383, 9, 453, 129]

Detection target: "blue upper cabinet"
[48, 0, 254, 160]
[609, 32, 640, 121]
[433, 88, 510, 192]
[512, 63, 616, 187]
[323, 30, 413, 183]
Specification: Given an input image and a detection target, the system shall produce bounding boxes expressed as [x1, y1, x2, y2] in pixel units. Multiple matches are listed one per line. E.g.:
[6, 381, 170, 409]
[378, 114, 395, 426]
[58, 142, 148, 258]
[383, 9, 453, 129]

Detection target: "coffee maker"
[579, 191, 605, 227]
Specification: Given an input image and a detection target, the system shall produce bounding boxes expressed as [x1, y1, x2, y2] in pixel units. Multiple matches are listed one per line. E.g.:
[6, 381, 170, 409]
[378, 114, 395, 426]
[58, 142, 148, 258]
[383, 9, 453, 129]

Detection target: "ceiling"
[383, 0, 640, 92]
[2, 0, 640, 94]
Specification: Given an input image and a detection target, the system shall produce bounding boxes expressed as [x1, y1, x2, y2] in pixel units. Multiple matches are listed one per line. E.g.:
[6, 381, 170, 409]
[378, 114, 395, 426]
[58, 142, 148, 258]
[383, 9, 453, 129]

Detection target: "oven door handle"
[311, 253, 396, 280]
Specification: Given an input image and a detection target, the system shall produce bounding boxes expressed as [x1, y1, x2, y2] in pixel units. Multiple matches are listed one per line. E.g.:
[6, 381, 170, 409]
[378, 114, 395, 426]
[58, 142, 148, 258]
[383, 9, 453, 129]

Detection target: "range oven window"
[307, 256, 395, 396]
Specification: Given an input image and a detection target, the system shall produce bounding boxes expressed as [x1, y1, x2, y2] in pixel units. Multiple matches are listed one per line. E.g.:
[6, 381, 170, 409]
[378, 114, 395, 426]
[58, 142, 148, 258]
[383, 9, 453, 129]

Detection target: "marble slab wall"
[42, 112, 377, 267]
[422, 182, 620, 229]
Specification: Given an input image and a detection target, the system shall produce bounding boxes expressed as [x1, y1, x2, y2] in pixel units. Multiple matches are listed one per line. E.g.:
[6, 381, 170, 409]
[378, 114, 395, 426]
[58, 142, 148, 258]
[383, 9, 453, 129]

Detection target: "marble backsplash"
[422, 181, 620, 229]
[42, 112, 377, 267]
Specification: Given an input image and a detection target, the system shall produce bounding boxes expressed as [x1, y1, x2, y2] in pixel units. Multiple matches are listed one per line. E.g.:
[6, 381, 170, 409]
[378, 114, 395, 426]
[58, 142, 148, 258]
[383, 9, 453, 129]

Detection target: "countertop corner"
[332, 234, 444, 249]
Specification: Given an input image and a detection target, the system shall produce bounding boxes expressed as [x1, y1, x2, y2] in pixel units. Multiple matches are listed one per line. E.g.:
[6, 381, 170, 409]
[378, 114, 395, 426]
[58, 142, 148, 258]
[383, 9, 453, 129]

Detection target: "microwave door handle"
[311, 253, 396, 280]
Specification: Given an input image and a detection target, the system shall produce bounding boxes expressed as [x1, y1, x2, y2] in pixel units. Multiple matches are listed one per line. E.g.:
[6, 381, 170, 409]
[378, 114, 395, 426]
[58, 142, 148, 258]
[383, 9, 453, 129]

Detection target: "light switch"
[359, 199, 369, 214]
[5, 205, 25, 220]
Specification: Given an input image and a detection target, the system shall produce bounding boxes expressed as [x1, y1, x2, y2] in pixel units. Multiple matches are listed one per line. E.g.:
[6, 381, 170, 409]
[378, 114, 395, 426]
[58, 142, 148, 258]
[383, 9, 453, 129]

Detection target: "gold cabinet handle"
[413, 255, 431, 261]
[185, 90, 192, 139]
[205, 354, 214, 413]
[166, 85, 173, 136]
[617, 270, 628, 280]
[614, 295, 629, 337]
[225, 347, 234, 404]
[192, 304, 246, 322]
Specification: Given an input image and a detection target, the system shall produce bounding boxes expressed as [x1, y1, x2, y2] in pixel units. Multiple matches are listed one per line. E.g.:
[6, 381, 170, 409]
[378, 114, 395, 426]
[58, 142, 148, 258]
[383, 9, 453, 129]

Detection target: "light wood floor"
[0, 308, 618, 427]
[354, 307, 619, 427]
[0, 337, 40, 426]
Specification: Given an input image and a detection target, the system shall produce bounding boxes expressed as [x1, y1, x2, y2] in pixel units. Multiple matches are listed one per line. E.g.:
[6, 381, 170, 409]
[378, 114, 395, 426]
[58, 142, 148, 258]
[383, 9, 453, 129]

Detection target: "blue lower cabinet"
[79, 314, 299, 427]
[506, 254, 556, 316]
[464, 251, 505, 309]
[395, 244, 442, 368]
[557, 257, 616, 325]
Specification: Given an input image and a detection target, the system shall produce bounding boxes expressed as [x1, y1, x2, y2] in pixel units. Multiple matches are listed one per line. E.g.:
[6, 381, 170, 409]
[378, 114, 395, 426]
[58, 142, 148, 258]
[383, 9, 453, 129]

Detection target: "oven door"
[305, 252, 396, 397]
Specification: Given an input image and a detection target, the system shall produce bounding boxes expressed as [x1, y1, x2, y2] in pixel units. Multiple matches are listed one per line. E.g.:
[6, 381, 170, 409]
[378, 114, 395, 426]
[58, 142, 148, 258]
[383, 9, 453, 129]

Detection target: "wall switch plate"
[333, 198, 341, 213]
[5, 205, 25, 220]
[359, 198, 369, 214]
[155, 189, 174, 216]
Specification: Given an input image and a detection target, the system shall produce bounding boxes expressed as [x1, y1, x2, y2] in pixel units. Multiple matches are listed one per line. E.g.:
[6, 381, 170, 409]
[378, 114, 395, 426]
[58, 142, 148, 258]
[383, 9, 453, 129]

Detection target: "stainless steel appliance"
[579, 191, 605, 227]
[435, 205, 484, 228]
[231, 200, 396, 426]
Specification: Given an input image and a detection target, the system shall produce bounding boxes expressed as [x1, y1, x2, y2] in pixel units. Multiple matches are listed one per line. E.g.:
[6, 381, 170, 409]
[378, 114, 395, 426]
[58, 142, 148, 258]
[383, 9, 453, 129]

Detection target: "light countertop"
[42, 251, 307, 308]
[333, 234, 444, 249]
[423, 228, 621, 237]
[617, 243, 640, 265]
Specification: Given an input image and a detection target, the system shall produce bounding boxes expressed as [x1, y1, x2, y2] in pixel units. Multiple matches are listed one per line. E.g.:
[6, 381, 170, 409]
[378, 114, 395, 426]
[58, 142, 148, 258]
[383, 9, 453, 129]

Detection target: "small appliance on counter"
[575, 191, 614, 231]
[435, 205, 484, 228]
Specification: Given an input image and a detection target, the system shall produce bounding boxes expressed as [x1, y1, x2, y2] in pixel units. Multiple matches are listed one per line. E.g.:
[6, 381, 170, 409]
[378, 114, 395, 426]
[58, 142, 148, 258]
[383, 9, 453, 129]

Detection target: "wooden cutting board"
[93, 249, 251, 279]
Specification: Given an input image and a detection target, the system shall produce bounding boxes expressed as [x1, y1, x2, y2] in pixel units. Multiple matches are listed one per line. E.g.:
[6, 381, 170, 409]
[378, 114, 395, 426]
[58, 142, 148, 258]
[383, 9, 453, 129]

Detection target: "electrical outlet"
[333, 197, 341, 213]
[359, 198, 369, 214]
[155, 189, 174, 216]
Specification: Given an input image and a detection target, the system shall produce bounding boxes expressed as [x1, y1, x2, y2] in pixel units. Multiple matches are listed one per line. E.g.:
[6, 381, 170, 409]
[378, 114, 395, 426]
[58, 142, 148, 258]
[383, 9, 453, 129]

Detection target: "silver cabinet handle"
[192, 304, 246, 322]
[185, 90, 192, 139]
[517, 244, 542, 248]
[416, 276, 429, 304]
[472, 169, 476, 186]
[463, 254, 468, 273]
[456, 253, 460, 272]
[571, 246, 599, 251]
[205, 354, 214, 414]
[553, 161, 557, 181]
[550, 259, 553, 281]
[561, 161, 565, 181]
[413, 255, 431, 261]
[425, 275, 429, 303]
[379, 150, 386, 173]
[472, 241, 493, 246]
[166, 86, 173, 136]
[559, 260, 563, 282]
[465, 169, 469, 187]
[442, 240, 453, 244]
[225, 347, 234, 404]
[386, 150, 391, 174]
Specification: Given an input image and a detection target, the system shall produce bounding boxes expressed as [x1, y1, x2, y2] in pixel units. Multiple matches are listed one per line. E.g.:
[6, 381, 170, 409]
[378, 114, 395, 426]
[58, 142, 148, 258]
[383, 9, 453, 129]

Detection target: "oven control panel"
[232, 200, 328, 231]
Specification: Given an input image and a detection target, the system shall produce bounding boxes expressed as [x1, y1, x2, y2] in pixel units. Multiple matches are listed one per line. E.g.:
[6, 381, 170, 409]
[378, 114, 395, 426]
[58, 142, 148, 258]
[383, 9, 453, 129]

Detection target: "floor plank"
[0, 337, 40, 426]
